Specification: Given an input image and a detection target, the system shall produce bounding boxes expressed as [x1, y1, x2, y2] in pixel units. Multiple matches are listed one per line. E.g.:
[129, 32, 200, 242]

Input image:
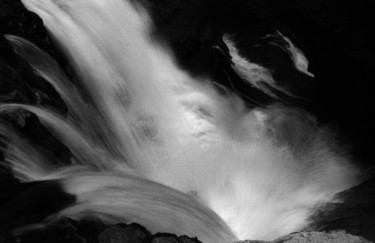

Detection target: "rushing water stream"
[0, 0, 360, 242]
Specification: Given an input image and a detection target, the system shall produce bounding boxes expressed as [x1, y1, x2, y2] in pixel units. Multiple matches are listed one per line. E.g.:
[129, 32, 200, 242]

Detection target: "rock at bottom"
[236, 231, 372, 243]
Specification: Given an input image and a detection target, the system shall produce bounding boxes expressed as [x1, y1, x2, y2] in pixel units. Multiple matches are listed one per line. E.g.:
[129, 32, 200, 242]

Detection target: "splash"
[1, 0, 359, 241]
[264, 31, 315, 78]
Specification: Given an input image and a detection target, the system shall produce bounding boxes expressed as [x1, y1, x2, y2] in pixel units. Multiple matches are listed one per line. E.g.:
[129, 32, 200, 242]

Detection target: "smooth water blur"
[0, 0, 360, 241]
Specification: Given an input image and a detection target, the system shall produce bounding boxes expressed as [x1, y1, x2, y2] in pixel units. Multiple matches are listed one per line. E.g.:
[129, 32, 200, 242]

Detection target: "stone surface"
[98, 223, 151, 243]
[236, 231, 372, 243]
[151, 233, 202, 243]
[312, 178, 375, 242]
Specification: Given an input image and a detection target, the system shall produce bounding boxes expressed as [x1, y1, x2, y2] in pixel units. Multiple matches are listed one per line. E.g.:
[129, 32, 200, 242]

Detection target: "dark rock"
[1, 0, 72, 173]
[0, 0, 54, 55]
[178, 235, 202, 243]
[236, 231, 371, 243]
[312, 178, 375, 242]
[273, 231, 371, 243]
[98, 223, 151, 243]
[16, 218, 85, 243]
[151, 233, 202, 243]
[75, 217, 108, 243]
[151, 233, 179, 243]
[0, 182, 76, 233]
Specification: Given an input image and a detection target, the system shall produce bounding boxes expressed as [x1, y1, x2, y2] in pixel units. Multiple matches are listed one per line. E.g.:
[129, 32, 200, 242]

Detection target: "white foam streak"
[0, 122, 53, 181]
[57, 172, 236, 243]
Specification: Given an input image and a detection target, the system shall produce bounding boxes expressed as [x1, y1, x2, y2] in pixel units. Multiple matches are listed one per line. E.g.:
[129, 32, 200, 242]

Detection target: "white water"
[1, 0, 360, 241]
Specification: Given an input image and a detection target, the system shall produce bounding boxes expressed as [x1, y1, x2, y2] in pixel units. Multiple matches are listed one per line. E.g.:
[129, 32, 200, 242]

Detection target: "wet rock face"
[236, 231, 371, 243]
[2, 218, 373, 243]
[0, 0, 51, 53]
[1, 0, 71, 172]
[96, 224, 203, 243]
[311, 177, 375, 242]
[275, 231, 371, 243]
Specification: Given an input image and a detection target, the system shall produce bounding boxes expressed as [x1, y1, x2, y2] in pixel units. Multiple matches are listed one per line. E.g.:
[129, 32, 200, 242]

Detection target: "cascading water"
[0, 0, 361, 242]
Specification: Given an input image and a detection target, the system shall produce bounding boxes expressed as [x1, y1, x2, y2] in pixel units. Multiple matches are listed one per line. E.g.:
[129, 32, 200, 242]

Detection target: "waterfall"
[1, 0, 360, 241]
